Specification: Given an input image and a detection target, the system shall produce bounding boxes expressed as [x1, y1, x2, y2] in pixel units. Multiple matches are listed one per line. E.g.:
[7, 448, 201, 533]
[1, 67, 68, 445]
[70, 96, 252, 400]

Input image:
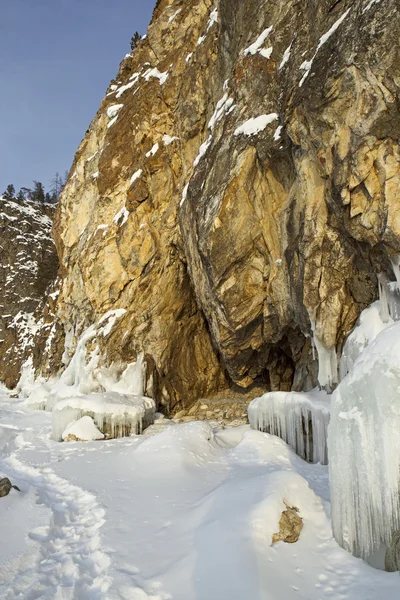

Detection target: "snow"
[339, 301, 393, 380]
[113, 205, 129, 227]
[196, 7, 218, 46]
[273, 125, 283, 141]
[207, 8, 218, 32]
[145, 143, 159, 158]
[106, 104, 124, 119]
[180, 183, 189, 207]
[244, 26, 273, 57]
[162, 134, 178, 145]
[329, 320, 400, 563]
[192, 93, 234, 168]
[1, 393, 399, 598]
[115, 80, 137, 99]
[143, 67, 168, 85]
[130, 168, 143, 185]
[207, 93, 234, 130]
[363, 0, 382, 11]
[168, 8, 181, 23]
[299, 9, 351, 87]
[279, 42, 292, 70]
[185, 52, 193, 63]
[20, 310, 145, 429]
[234, 113, 279, 136]
[107, 115, 119, 128]
[62, 416, 105, 441]
[248, 390, 330, 464]
[193, 137, 212, 167]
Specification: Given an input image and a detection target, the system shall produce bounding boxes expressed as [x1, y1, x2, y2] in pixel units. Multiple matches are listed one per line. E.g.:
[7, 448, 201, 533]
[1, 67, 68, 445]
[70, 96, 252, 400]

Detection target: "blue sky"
[0, 0, 153, 194]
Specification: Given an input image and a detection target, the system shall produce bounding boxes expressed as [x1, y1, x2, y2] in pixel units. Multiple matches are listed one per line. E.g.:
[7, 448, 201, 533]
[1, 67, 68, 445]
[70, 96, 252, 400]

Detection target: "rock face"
[0, 198, 59, 388]
[51, 0, 400, 412]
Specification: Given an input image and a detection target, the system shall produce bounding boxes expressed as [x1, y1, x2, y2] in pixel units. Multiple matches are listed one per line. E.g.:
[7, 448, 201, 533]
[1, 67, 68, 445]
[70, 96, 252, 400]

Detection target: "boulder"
[0, 477, 20, 497]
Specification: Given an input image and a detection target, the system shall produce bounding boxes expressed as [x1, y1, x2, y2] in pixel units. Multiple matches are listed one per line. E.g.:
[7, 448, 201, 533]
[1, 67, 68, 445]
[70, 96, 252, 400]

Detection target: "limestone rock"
[272, 504, 303, 544]
[385, 530, 400, 572]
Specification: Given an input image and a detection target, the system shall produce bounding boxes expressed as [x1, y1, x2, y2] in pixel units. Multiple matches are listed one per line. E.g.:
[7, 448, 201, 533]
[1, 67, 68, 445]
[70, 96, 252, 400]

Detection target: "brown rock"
[0, 477, 20, 497]
[272, 504, 303, 544]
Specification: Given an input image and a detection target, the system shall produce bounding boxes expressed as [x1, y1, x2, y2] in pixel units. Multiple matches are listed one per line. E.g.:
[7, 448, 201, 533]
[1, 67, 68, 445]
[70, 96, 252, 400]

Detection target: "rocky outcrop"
[0, 198, 60, 388]
[51, 0, 400, 412]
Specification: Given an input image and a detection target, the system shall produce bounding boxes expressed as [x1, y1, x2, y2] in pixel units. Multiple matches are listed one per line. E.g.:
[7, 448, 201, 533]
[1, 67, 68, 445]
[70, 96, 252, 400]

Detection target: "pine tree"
[31, 181, 45, 203]
[3, 184, 15, 200]
[16, 189, 25, 201]
[19, 187, 32, 200]
[130, 31, 141, 52]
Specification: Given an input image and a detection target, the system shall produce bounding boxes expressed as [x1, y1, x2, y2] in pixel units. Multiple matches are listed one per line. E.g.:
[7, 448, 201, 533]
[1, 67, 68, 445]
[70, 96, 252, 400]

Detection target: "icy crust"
[53, 393, 155, 442]
[329, 321, 400, 560]
[248, 390, 330, 464]
[339, 301, 393, 380]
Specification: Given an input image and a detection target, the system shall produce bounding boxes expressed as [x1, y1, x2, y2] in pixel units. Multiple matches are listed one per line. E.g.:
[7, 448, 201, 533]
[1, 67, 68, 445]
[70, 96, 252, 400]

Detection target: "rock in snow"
[272, 504, 303, 544]
[0, 477, 20, 497]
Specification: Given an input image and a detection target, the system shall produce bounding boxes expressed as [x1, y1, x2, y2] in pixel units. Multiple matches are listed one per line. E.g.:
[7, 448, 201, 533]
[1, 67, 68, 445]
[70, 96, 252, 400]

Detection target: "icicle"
[390, 256, 400, 289]
[378, 273, 390, 323]
[309, 319, 338, 392]
[248, 391, 331, 464]
[329, 321, 400, 562]
[51, 392, 156, 441]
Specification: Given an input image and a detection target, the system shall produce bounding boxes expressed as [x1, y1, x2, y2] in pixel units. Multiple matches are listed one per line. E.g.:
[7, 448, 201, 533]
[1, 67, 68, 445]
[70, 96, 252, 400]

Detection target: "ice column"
[329, 322, 400, 561]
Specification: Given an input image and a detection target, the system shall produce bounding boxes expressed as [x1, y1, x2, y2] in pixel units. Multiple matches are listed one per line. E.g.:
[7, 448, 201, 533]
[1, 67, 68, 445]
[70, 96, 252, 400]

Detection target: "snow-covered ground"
[0, 392, 398, 599]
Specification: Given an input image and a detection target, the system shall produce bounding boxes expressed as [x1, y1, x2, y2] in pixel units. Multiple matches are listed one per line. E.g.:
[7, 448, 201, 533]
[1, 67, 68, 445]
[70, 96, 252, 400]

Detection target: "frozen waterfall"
[248, 391, 330, 464]
[329, 321, 400, 561]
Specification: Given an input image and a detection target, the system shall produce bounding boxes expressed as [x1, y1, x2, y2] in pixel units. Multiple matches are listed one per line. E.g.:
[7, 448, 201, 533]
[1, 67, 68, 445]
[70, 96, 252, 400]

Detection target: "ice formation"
[329, 321, 400, 561]
[62, 416, 105, 441]
[53, 392, 155, 442]
[248, 390, 330, 464]
[20, 310, 155, 440]
[339, 301, 393, 380]
[310, 320, 338, 392]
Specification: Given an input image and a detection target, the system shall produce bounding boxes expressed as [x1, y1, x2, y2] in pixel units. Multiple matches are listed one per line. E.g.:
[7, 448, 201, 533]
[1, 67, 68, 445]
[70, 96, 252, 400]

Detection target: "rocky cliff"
[49, 0, 399, 413]
[0, 198, 59, 387]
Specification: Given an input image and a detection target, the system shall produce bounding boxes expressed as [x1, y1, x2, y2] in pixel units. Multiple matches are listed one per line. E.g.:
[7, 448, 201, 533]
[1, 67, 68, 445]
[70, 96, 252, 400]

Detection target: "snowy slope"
[0, 393, 398, 599]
